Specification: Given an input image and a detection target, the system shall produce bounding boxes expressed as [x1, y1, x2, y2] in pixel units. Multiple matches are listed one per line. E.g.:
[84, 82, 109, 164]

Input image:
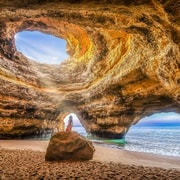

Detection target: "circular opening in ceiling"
[14, 31, 69, 64]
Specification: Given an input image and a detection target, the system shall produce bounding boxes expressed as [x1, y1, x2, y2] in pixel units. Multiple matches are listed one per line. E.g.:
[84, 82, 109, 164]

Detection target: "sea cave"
[0, 0, 179, 140]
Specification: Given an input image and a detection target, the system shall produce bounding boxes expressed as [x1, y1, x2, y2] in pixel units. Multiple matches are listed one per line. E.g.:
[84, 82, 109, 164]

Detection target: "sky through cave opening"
[124, 112, 180, 156]
[64, 113, 87, 137]
[14, 30, 69, 64]
[132, 112, 180, 127]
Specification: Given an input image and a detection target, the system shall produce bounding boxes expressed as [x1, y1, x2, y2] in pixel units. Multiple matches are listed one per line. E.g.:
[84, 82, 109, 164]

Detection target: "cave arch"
[124, 112, 180, 156]
[64, 113, 87, 136]
[55, 112, 87, 136]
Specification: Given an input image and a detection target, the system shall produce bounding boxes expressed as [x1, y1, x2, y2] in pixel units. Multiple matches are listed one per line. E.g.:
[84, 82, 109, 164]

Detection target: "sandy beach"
[0, 140, 180, 179]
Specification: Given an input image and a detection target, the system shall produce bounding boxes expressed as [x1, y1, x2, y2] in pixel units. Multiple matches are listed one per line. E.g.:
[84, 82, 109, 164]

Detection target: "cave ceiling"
[0, 0, 179, 138]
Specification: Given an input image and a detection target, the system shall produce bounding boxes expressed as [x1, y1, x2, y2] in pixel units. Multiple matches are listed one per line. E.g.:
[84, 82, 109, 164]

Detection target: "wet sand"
[0, 140, 180, 179]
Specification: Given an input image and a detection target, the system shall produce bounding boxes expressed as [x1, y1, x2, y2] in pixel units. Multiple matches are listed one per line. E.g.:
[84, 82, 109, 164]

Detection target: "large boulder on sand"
[45, 131, 95, 161]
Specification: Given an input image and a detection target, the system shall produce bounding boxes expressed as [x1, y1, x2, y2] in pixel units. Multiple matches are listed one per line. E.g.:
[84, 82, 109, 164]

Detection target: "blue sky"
[136, 112, 180, 127]
[15, 31, 69, 64]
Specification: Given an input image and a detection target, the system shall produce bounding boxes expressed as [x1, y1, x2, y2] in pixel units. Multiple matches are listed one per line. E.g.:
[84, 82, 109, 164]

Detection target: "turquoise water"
[73, 125, 180, 157]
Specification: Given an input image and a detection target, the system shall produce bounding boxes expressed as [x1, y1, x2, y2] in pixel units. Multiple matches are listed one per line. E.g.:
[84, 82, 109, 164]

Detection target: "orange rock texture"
[0, 0, 179, 138]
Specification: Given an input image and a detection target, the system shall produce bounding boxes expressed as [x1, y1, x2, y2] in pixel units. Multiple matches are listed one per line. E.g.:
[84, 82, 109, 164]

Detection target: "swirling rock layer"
[0, 0, 179, 138]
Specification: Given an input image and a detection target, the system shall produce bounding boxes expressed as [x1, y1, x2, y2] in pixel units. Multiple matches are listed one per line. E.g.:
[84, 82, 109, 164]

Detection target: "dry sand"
[0, 140, 180, 179]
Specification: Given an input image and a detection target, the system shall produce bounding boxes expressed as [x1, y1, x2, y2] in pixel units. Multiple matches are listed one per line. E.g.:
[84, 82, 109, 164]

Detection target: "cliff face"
[0, 0, 179, 138]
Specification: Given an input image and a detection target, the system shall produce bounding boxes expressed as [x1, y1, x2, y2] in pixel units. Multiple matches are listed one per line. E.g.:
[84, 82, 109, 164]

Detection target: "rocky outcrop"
[45, 131, 95, 161]
[0, 0, 179, 138]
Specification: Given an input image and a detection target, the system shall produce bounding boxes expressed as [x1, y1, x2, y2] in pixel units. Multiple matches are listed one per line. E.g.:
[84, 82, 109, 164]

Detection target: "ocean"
[72, 125, 180, 157]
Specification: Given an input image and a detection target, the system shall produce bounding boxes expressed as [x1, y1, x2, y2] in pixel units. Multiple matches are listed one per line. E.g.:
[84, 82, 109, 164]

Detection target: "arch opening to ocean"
[14, 30, 69, 64]
[124, 112, 180, 157]
[64, 113, 87, 137]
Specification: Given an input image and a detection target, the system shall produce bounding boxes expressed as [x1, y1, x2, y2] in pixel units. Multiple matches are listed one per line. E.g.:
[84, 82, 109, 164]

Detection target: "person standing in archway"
[66, 115, 73, 132]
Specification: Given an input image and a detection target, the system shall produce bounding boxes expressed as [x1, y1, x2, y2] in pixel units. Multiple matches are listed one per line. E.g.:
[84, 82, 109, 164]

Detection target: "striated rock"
[45, 131, 95, 161]
[0, 0, 179, 138]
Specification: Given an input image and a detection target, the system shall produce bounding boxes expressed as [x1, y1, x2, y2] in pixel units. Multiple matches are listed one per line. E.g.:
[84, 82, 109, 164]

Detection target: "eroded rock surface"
[45, 131, 95, 161]
[0, 0, 179, 138]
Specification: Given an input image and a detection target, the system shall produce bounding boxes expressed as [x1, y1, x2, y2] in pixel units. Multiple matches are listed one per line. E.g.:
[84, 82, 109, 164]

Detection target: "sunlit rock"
[0, 0, 179, 139]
